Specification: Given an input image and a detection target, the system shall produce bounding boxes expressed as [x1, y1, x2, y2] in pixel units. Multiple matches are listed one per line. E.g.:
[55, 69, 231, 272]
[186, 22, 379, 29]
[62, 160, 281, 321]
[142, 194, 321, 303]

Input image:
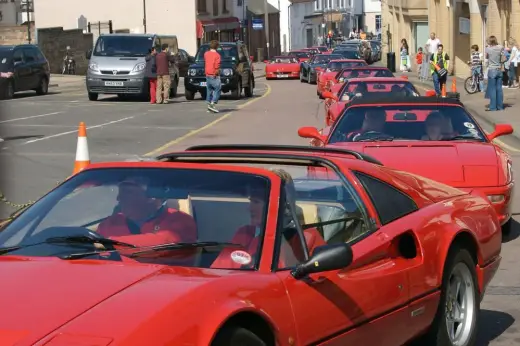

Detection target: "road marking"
[21, 117, 134, 145]
[144, 82, 272, 156]
[0, 112, 63, 124]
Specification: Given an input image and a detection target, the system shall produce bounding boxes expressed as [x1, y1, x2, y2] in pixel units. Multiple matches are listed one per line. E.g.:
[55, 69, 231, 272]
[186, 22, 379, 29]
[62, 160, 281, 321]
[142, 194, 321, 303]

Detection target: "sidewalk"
[404, 72, 520, 140]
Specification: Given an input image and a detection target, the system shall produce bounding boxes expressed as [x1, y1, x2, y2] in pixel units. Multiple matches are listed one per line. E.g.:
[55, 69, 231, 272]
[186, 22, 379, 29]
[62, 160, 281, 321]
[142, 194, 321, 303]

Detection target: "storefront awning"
[200, 17, 240, 32]
[196, 20, 204, 39]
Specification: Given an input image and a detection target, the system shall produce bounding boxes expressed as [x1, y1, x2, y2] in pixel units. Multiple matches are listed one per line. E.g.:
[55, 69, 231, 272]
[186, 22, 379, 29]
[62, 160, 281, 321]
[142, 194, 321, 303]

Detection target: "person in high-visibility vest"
[430, 44, 450, 95]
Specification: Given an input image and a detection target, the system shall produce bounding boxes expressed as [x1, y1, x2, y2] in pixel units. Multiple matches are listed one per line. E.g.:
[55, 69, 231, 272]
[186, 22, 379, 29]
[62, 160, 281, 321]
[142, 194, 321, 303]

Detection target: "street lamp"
[20, 0, 33, 43]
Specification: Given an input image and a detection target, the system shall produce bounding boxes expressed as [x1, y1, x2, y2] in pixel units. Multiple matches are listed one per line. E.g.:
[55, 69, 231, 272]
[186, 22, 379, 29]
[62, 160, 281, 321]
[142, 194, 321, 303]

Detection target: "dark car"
[177, 48, 195, 77]
[331, 48, 362, 60]
[300, 53, 342, 84]
[184, 41, 254, 100]
[0, 44, 50, 99]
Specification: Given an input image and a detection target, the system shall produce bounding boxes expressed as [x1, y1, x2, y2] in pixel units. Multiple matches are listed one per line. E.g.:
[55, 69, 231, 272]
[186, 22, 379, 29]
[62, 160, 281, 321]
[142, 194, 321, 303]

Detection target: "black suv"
[0, 44, 50, 99]
[184, 41, 254, 100]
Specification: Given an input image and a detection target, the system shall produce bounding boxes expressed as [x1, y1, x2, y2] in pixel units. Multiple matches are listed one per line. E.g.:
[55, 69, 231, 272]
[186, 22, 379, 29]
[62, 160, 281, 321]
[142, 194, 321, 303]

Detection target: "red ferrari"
[317, 59, 368, 98]
[0, 144, 501, 345]
[299, 96, 515, 235]
[325, 66, 394, 94]
[265, 56, 300, 80]
[322, 77, 422, 126]
[288, 51, 312, 63]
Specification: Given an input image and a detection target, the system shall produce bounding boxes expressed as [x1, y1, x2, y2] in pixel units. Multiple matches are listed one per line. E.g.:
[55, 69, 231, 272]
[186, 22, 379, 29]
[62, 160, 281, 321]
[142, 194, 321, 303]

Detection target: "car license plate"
[200, 82, 207, 86]
[104, 81, 124, 86]
[277, 74, 288, 78]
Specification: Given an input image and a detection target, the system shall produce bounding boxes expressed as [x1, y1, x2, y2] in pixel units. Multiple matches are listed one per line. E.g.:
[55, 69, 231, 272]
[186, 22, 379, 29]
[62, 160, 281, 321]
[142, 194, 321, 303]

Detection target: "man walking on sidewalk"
[145, 47, 157, 104]
[155, 44, 176, 104]
[204, 40, 222, 113]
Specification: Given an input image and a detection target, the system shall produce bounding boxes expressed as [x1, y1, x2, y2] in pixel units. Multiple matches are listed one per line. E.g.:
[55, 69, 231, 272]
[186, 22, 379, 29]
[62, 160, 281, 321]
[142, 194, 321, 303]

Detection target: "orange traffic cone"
[451, 78, 457, 92]
[73, 122, 90, 174]
[441, 84, 447, 97]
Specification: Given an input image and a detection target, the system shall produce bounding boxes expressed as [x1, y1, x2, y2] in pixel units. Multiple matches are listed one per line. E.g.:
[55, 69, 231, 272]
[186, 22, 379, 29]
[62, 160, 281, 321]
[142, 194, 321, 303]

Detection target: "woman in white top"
[507, 37, 518, 88]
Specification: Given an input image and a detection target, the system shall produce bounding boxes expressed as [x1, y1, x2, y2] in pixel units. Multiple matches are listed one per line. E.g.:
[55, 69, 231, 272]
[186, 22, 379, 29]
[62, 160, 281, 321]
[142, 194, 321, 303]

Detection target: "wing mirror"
[86, 49, 92, 60]
[291, 243, 353, 280]
[298, 126, 326, 144]
[487, 124, 513, 141]
[424, 90, 436, 97]
[321, 91, 338, 101]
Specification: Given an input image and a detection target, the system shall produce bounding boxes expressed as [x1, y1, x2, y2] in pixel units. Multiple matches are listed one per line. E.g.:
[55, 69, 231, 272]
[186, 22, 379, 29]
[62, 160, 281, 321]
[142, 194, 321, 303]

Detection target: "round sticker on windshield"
[464, 122, 475, 129]
[231, 250, 252, 265]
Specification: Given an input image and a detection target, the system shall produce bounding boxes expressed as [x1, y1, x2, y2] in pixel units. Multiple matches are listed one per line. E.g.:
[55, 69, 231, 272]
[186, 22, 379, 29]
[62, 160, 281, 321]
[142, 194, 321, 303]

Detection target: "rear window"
[289, 52, 311, 58]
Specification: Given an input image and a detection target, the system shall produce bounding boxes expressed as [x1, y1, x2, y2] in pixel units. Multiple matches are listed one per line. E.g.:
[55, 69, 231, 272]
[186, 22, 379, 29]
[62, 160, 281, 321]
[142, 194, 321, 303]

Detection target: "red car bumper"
[266, 71, 299, 79]
[476, 255, 501, 300]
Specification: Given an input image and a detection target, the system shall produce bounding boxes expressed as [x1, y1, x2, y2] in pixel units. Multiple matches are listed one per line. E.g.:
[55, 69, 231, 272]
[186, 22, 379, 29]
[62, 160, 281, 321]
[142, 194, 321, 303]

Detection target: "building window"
[315, 0, 320, 11]
[197, 0, 207, 13]
[375, 15, 381, 32]
[223, 0, 228, 13]
[238, 0, 242, 5]
[213, 0, 218, 16]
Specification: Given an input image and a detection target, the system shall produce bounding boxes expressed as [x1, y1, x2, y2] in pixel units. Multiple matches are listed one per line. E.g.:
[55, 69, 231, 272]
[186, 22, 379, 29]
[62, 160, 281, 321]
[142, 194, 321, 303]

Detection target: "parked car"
[299, 53, 343, 84]
[177, 48, 195, 77]
[184, 41, 254, 100]
[0, 44, 50, 100]
[369, 40, 381, 61]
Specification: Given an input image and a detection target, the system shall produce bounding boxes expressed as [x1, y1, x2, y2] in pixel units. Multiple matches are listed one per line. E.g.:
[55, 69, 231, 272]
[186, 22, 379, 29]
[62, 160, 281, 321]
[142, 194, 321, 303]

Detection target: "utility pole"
[143, 0, 147, 33]
[264, 0, 269, 59]
[22, 0, 32, 43]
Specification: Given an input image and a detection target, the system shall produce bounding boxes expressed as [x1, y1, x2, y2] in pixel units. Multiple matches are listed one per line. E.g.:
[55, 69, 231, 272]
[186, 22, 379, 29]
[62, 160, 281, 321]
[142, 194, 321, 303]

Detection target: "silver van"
[85, 34, 179, 101]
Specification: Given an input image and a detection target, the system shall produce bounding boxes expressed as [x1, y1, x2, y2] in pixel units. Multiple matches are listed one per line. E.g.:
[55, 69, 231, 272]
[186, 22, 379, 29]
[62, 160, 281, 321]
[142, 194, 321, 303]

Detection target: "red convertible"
[325, 66, 394, 94]
[265, 56, 300, 80]
[317, 59, 368, 98]
[299, 96, 515, 235]
[0, 144, 501, 345]
[288, 51, 312, 63]
[322, 77, 421, 126]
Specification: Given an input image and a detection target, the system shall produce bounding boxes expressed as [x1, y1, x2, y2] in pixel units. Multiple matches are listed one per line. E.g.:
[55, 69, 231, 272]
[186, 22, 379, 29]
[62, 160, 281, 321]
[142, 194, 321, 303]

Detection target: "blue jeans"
[471, 66, 484, 92]
[487, 69, 504, 111]
[508, 62, 517, 85]
[206, 76, 221, 104]
[432, 73, 447, 95]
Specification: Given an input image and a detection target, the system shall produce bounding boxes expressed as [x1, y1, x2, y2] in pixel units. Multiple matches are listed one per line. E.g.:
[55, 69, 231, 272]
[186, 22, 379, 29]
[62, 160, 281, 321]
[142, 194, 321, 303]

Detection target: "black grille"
[100, 70, 130, 75]
[89, 86, 143, 94]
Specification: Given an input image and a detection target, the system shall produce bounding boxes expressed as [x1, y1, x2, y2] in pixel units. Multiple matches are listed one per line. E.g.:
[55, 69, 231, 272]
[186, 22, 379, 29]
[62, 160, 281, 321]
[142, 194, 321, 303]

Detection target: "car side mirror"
[291, 243, 353, 280]
[321, 91, 338, 101]
[488, 124, 513, 141]
[86, 49, 92, 60]
[424, 90, 436, 97]
[298, 126, 326, 143]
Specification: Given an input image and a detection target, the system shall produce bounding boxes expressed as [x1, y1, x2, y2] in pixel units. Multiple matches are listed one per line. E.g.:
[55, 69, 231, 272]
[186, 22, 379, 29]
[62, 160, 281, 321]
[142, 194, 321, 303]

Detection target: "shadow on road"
[0, 135, 44, 142]
[476, 309, 515, 345]
[11, 91, 61, 99]
[503, 218, 520, 243]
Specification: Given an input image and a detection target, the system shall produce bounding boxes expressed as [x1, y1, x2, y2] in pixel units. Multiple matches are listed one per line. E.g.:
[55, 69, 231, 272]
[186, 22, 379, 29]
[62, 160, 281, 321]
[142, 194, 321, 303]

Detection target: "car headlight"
[222, 68, 233, 76]
[88, 63, 99, 72]
[487, 195, 505, 204]
[188, 69, 197, 76]
[132, 62, 146, 72]
[506, 161, 513, 183]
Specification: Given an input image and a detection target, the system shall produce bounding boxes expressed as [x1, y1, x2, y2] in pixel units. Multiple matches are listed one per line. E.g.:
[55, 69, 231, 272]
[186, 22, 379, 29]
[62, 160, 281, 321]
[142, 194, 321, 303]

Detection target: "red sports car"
[288, 51, 312, 63]
[317, 59, 368, 98]
[312, 46, 330, 54]
[322, 77, 422, 126]
[301, 47, 320, 55]
[0, 144, 501, 345]
[299, 96, 515, 234]
[325, 66, 394, 93]
[265, 56, 300, 80]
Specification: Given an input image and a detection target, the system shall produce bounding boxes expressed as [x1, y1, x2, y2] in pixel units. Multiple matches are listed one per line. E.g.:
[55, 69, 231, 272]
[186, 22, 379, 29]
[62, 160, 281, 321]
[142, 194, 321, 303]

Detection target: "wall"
[269, 0, 290, 52]
[33, 0, 198, 55]
[289, 1, 315, 50]
[37, 27, 93, 75]
[0, 1, 18, 25]
[364, 12, 377, 33]
[0, 23, 34, 45]
[248, 11, 281, 59]
[363, 0, 381, 33]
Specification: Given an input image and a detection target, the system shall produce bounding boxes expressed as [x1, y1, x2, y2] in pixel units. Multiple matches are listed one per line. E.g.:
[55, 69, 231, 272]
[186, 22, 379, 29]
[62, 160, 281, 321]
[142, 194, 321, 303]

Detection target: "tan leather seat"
[296, 202, 319, 224]
[177, 195, 194, 215]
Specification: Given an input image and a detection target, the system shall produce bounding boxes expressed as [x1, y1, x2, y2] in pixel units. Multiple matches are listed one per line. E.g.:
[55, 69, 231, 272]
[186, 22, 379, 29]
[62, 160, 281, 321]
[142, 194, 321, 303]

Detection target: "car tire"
[185, 89, 195, 101]
[244, 75, 254, 97]
[419, 247, 479, 346]
[502, 218, 512, 236]
[231, 80, 241, 100]
[170, 77, 178, 99]
[88, 92, 98, 101]
[36, 77, 49, 95]
[4, 80, 14, 99]
[212, 326, 266, 346]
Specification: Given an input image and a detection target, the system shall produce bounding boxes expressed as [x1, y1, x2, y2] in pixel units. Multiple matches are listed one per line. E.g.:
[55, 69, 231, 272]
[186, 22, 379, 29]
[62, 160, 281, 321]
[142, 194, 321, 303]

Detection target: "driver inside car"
[97, 177, 197, 248]
[347, 109, 387, 141]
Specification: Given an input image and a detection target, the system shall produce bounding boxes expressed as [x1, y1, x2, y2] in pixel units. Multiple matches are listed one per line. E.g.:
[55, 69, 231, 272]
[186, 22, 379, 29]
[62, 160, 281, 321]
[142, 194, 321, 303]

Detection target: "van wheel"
[4, 80, 14, 99]
[185, 89, 195, 100]
[88, 92, 98, 101]
[170, 77, 178, 98]
[36, 77, 49, 95]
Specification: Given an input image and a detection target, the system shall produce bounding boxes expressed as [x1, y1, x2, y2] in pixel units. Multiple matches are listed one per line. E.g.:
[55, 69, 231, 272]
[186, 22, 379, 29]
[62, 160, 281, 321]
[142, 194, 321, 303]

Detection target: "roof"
[329, 59, 363, 62]
[347, 96, 463, 107]
[0, 44, 38, 50]
[347, 77, 411, 82]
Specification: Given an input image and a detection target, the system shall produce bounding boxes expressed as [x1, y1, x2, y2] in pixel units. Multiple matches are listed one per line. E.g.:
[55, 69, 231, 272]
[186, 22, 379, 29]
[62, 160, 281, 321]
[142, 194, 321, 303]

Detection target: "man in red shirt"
[204, 40, 222, 113]
[97, 177, 197, 248]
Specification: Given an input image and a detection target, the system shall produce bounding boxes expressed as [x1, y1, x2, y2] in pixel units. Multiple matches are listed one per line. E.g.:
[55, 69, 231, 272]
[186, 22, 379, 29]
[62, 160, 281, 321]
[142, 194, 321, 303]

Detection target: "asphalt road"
[1, 70, 520, 344]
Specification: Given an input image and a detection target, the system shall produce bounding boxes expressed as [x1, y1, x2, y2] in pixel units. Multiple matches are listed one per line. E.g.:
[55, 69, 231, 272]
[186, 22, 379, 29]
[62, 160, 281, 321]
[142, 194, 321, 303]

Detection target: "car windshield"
[272, 56, 298, 63]
[289, 51, 311, 58]
[328, 105, 487, 143]
[0, 50, 13, 72]
[327, 60, 366, 71]
[339, 81, 419, 99]
[195, 44, 238, 61]
[0, 167, 270, 269]
[334, 50, 361, 59]
[93, 36, 153, 57]
[311, 54, 341, 64]
[336, 68, 393, 80]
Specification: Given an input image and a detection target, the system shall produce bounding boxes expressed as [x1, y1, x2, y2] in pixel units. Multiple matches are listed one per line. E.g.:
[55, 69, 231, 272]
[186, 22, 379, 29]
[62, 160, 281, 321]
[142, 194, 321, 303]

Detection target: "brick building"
[381, 0, 520, 77]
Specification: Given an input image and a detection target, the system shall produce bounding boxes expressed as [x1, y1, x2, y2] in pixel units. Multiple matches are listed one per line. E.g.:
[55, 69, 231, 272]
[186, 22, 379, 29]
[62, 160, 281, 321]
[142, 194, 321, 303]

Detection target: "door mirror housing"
[291, 243, 353, 280]
[424, 90, 436, 97]
[488, 124, 513, 141]
[298, 126, 326, 143]
[86, 49, 92, 60]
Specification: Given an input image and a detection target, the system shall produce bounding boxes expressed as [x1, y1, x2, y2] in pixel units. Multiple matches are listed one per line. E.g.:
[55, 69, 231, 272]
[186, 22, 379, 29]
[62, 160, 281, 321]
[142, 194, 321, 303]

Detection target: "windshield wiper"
[0, 235, 136, 256]
[442, 134, 482, 141]
[128, 241, 242, 258]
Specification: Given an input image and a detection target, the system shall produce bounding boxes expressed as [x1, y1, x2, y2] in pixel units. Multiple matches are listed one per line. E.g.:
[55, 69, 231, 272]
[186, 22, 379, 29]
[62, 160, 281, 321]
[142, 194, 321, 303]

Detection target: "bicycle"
[464, 68, 483, 94]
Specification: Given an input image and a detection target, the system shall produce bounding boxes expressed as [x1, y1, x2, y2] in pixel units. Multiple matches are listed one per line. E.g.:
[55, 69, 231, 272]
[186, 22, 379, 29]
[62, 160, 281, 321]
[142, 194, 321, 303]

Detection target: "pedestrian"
[429, 44, 450, 95]
[204, 40, 222, 113]
[416, 47, 424, 77]
[506, 37, 518, 88]
[145, 46, 157, 104]
[426, 32, 441, 55]
[155, 44, 176, 104]
[485, 35, 506, 111]
[467, 44, 484, 92]
[400, 39, 410, 72]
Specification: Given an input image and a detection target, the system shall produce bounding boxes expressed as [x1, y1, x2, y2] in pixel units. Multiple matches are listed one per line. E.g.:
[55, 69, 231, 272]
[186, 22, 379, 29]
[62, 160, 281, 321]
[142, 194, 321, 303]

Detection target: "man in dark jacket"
[155, 44, 176, 104]
[145, 47, 157, 104]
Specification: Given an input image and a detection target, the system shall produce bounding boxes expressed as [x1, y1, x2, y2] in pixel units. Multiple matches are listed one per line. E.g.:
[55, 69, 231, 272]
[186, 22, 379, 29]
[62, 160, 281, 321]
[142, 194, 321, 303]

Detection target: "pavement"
[1, 61, 520, 344]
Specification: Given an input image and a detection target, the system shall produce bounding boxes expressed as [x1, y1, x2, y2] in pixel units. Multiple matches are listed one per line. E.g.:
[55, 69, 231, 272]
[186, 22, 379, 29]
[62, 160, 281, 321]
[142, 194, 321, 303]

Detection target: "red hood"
[0, 257, 162, 345]
[328, 142, 499, 187]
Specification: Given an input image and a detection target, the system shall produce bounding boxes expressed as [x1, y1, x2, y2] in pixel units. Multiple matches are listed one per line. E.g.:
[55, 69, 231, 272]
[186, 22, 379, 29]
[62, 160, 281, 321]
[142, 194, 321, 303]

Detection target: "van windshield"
[93, 36, 154, 57]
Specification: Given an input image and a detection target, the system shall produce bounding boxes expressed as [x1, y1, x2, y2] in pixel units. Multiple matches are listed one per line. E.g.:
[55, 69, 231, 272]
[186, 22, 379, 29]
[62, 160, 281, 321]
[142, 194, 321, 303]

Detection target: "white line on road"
[0, 112, 63, 124]
[21, 117, 134, 145]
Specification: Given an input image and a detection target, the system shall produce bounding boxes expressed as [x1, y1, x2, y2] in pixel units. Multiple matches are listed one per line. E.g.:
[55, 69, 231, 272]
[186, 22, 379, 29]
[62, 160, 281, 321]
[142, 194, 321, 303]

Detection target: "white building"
[0, 0, 34, 26]
[268, 0, 290, 52]
[362, 0, 381, 35]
